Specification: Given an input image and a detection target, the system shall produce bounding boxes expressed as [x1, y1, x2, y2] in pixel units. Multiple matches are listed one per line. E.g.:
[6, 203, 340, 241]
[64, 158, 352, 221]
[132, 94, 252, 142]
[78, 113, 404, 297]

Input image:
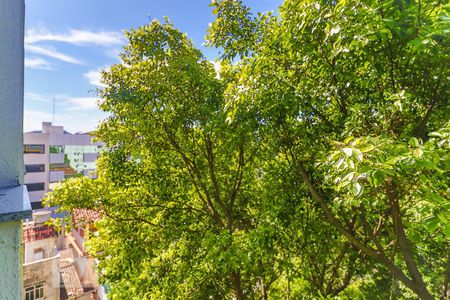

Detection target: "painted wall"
[0, 0, 26, 299]
[23, 255, 61, 300]
[24, 235, 58, 264]
[0, 221, 23, 299]
[0, 0, 25, 189]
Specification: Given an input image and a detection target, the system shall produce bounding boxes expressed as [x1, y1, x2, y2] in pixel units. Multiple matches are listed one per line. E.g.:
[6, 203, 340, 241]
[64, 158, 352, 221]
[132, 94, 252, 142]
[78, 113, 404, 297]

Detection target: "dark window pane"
[24, 144, 45, 154]
[25, 164, 45, 173]
[31, 202, 43, 210]
[26, 183, 45, 192]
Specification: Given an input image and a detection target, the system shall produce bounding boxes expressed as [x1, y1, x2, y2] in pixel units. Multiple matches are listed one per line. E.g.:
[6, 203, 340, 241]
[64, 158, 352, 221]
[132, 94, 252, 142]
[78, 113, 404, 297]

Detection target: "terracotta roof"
[60, 264, 84, 297]
[23, 226, 56, 242]
[72, 208, 102, 225]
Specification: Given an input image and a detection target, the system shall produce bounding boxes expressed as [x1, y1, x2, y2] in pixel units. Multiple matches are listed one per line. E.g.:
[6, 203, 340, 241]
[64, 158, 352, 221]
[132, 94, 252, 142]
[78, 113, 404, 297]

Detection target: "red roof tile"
[23, 226, 57, 242]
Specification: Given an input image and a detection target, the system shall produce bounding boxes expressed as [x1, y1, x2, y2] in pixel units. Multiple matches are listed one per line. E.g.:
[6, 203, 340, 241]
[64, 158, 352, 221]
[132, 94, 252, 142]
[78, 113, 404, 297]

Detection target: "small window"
[26, 183, 45, 192]
[49, 145, 64, 154]
[25, 164, 45, 173]
[31, 202, 43, 210]
[24, 144, 45, 154]
[25, 282, 44, 300]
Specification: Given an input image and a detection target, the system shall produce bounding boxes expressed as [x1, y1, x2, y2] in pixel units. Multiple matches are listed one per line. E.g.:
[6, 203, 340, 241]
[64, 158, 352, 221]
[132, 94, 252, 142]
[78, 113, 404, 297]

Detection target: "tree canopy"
[46, 0, 449, 299]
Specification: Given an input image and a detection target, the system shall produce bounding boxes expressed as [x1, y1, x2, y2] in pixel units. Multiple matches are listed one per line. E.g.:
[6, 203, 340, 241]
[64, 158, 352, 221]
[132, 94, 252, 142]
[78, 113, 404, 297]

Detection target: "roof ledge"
[0, 185, 32, 222]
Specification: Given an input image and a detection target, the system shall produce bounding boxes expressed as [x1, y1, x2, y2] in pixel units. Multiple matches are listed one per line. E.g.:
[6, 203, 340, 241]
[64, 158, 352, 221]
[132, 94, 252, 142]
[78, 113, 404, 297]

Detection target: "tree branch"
[295, 161, 434, 299]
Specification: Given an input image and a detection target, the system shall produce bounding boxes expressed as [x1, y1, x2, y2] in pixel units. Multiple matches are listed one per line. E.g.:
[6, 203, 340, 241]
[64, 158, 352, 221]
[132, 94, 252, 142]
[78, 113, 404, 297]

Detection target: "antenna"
[52, 97, 55, 124]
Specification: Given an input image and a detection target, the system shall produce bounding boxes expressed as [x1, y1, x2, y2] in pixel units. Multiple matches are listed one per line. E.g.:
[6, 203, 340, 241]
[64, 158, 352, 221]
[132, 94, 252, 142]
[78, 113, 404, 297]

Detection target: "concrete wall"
[24, 236, 58, 264]
[50, 170, 65, 183]
[48, 134, 101, 146]
[0, 221, 23, 299]
[24, 256, 61, 300]
[0, 0, 26, 299]
[0, 0, 25, 189]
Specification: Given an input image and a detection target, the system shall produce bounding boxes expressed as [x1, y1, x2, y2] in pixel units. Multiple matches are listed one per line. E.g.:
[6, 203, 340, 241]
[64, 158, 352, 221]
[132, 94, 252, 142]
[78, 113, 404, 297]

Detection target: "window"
[33, 248, 44, 261]
[49, 145, 64, 153]
[31, 202, 43, 210]
[24, 144, 45, 154]
[25, 283, 44, 300]
[26, 183, 45, 192]
[25, 164, 45, 173]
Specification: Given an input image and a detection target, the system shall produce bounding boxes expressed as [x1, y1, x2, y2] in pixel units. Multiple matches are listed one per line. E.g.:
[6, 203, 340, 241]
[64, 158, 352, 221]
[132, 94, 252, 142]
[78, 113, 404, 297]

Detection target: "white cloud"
[24, 110, 53, 132]
[25, 44, 84, 65]
[64, 97, 100, 111]
[24, 109, 106, 133]
[24, 57, 53, 70]
[104, 47, 123, 61]
[26, 27, 125, 47]
[24, 92, 52, 104]
[25, 94, 100, 111]
[83, 69, 105, 87]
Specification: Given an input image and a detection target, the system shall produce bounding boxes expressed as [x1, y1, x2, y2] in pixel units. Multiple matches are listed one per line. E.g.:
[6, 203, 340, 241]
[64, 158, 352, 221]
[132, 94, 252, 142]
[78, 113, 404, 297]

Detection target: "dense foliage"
[46, 0, 449, 299]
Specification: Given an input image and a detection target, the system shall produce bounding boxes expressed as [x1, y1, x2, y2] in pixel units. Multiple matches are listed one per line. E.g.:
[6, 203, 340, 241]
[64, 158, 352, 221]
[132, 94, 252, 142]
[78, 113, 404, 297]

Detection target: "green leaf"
[352, 182, 363, 196]
[352, 148, 363, 162]
[394, 100, 402, 112]
[343, 147, 353, 156]
[413, 148, 423, 158]
[429, 132, 442, 138]
[444, 224, 450, 238]
[409, 138, 420, 147]
[359, 144, 375, 153]
[336, 180, 351, 191]
[425, 217, 440, 233]
[372, 170, 385, 187]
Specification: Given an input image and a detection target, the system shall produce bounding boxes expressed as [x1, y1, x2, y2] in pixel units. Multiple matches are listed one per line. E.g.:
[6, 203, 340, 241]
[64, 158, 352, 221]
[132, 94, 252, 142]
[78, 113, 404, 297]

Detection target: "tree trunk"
[443, 252, 450, 299]
[231, 271, 245, 300]
[260, 277, 268, 300]
[387, 181, 434, 300]
[296, 162, 435, 300]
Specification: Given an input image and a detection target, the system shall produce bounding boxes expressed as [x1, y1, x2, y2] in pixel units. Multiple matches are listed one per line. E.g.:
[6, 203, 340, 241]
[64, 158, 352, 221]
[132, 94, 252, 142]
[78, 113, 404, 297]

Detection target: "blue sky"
[24, 0, 281, 133]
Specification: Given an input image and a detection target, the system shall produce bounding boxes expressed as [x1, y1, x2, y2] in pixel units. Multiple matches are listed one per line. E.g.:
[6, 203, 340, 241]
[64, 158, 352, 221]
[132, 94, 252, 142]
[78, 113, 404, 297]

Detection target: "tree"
[46, 0, 449, 298]
[207, 0, 449, 298]
[46, 20, 284, 299]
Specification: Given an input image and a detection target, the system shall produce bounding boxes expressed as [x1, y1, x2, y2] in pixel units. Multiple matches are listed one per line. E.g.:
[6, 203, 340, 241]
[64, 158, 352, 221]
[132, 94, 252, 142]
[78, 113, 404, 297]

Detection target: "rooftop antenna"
[52, 97, 55, 124]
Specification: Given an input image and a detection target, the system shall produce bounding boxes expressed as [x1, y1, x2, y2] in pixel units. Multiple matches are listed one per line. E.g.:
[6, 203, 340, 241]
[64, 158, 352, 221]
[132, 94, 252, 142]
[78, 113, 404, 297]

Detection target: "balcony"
[49, 153, 65, 164]
[83, 152, 98, 162]
[49, 170, 65, 183]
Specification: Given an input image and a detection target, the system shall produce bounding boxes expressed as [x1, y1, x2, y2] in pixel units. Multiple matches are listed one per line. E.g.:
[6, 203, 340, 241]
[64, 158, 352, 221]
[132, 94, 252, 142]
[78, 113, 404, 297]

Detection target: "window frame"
[25, 282, 44, 300]
[25, 164, 45, 173]
[24, 144, 45, 154]
[26, 182, 45, 192]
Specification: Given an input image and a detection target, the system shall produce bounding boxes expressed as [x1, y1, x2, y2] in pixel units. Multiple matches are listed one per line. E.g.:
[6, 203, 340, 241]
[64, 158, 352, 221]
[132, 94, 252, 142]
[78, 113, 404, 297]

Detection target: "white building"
[24, 122, 102, 210]
[24, 210, 101, 300]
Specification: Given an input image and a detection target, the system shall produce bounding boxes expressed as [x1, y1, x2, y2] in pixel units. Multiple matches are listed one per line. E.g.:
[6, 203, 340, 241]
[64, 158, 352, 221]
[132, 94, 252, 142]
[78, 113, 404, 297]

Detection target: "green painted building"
[0, 0, 32, 299]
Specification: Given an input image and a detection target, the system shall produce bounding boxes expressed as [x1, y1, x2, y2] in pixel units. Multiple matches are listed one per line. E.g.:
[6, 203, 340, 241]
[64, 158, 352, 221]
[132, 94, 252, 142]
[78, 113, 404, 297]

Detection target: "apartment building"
[24, 122, 102, 210]
[24, 209, 102, 300]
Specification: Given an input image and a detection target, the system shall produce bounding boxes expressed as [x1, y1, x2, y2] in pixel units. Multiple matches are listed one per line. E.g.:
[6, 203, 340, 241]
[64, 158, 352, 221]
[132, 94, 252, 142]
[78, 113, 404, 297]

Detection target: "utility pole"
[52, 97, 55, 124]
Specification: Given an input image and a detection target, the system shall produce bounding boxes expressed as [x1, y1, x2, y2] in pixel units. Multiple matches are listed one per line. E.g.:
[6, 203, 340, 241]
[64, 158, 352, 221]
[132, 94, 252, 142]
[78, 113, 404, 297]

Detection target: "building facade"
[0, 0, 32, 298]
[24, 210, 101, 300]
[24, 122, 102, 210]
